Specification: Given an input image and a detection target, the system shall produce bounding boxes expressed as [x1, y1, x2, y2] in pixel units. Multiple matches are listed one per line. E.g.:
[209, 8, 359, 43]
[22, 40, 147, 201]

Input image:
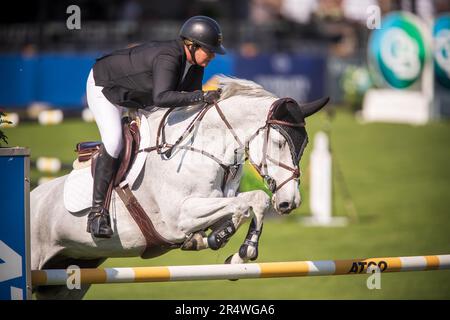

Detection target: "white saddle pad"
[63, 113, 151, 213]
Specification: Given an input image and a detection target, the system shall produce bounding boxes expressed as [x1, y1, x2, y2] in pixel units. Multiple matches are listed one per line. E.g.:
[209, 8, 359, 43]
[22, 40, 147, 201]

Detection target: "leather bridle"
[245, 98, 304, 193]
[139, 98, 304, 193]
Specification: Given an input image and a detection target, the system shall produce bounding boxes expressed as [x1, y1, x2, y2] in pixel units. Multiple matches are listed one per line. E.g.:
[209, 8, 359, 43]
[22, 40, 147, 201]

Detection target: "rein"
[139, 98, 302, 193]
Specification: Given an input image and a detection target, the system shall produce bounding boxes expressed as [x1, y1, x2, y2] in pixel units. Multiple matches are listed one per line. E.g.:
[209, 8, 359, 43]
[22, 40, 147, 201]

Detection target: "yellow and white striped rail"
[32, 254, 450, 286]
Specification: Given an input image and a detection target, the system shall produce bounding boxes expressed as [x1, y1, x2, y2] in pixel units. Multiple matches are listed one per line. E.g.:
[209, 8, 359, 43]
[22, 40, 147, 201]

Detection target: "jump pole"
[32, 254, 450, 286]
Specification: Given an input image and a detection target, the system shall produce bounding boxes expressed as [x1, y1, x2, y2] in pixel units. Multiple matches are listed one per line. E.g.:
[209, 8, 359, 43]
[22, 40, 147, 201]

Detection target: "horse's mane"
[146, 76, 277, 118]
[216, 75, 278, 100]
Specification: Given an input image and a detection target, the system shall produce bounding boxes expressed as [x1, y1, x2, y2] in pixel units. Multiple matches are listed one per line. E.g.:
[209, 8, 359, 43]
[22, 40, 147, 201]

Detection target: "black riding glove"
[202, 89, 221, 104]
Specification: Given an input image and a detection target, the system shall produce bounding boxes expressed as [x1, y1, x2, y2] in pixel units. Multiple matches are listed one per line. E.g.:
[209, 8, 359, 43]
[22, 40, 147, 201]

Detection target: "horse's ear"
[272, 99, 304, 124]
[300, 97, 330, 118]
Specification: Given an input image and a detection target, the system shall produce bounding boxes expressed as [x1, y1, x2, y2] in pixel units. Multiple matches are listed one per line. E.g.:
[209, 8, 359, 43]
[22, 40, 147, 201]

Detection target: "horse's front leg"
[178, 190, 271, 253]
[178, 194, 253, 251]
[226, 191, 269, 264]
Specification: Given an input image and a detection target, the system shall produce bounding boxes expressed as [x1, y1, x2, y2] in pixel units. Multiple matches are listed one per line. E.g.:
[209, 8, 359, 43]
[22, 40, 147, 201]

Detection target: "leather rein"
[139, 98, 302, 193]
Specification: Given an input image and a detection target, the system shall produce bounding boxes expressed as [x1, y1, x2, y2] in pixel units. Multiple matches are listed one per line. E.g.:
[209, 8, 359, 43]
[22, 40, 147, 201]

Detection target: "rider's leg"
[85, 69, 123, 238]
[86, 146, 118, 237]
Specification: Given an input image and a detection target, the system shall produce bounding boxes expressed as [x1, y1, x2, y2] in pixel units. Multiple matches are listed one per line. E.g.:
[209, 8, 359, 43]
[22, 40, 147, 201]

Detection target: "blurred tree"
[341, 65, 373, 111]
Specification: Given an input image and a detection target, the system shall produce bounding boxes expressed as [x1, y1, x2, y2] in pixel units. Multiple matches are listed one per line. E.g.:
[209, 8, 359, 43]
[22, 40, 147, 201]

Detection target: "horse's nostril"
[279, 201, 290, 210]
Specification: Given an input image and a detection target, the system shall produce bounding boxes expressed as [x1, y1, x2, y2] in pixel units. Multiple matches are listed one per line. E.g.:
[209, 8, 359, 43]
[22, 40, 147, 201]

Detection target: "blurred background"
[0, 0, 449, 113]
[1, 0, 449, 299]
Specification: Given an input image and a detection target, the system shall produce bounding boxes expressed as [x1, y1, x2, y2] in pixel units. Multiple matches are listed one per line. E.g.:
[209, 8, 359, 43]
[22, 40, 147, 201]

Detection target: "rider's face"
[194, 47, 215, 67]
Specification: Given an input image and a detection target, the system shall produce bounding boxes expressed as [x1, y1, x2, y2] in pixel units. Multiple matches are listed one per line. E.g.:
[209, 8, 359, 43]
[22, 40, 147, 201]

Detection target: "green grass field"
[4, 109, 450, 299]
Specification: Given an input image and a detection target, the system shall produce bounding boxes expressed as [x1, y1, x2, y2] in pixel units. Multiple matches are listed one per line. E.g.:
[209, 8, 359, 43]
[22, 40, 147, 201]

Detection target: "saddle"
[75, 117, 140, 187]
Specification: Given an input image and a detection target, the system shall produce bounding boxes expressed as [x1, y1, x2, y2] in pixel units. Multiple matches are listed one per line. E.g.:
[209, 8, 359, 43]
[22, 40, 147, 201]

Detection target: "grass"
[4, 109, 450, 299]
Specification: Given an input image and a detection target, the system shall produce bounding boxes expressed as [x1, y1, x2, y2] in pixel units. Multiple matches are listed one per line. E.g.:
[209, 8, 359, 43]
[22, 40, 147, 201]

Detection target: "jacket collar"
[176, 39, 187, 89]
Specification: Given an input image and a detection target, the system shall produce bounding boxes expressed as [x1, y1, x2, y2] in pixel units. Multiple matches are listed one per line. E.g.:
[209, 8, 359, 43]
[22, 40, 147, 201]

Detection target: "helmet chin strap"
[189, 44, 199, 65]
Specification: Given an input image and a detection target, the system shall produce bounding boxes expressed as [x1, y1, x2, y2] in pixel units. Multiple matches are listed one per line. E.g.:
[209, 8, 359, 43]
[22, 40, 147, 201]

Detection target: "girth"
[115, 185, 177, 258]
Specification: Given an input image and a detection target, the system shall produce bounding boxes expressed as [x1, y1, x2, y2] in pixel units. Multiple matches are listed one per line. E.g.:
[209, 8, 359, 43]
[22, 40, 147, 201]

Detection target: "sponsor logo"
[434, 15, 450, 89]
[368, 12, 429, 89]
[348, 260, 388, 274]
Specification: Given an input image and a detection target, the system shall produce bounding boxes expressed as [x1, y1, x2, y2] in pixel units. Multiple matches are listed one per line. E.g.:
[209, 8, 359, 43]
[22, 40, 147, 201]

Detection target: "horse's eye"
[263, 175, 277, 193]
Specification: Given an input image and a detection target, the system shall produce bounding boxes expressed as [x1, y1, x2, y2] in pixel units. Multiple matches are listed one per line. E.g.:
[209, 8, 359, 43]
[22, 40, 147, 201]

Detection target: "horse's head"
[247, 96, 329, 214]
[216, 76, 329, 214]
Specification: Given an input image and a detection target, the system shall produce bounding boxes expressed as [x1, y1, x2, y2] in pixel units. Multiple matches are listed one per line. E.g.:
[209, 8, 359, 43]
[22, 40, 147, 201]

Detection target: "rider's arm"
[152, 55, 204, 108]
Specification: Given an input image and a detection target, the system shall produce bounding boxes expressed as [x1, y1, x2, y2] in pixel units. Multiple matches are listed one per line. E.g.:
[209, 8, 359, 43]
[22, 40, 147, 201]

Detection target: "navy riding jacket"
[93, 40, 204, 108]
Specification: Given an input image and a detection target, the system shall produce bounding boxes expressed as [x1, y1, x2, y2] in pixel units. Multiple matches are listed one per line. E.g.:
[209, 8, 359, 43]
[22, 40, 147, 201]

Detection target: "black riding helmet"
[179, 16, 226, 55]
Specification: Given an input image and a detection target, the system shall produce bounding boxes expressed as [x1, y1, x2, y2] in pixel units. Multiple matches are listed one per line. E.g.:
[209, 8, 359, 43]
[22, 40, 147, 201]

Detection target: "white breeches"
[86, 69, 123, 158]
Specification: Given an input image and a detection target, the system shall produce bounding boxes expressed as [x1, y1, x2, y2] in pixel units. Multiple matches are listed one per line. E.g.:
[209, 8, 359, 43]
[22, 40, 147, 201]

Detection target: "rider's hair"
[182, 38, 195, 47]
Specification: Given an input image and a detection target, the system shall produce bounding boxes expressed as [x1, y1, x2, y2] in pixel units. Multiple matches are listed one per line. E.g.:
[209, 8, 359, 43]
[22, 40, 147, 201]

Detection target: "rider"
[86, 16, 226, 238]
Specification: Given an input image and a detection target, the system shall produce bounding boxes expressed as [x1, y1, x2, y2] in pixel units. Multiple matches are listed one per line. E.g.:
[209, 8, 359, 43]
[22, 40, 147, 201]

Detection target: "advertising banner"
[234, 53, 326, 102]
[368, 12, 429, 89]
[363, 12, 433, 124]
[433, 14, 450, 89]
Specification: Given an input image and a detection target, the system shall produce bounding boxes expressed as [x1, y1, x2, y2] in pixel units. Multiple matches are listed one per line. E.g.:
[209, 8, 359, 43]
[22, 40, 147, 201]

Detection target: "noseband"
[139, 98, 303, 193]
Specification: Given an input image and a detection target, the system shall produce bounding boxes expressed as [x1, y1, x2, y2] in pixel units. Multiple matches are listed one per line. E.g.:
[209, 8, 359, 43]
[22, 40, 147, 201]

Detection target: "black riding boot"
[86, 146, 118, 238]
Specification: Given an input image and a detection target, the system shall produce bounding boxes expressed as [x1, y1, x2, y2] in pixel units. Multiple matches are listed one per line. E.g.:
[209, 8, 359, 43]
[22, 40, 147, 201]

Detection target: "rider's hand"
[202, 89, 221, 104]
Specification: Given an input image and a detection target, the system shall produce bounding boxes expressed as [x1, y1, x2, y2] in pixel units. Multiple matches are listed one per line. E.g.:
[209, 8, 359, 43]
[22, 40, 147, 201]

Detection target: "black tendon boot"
[86, 146, 118, 238]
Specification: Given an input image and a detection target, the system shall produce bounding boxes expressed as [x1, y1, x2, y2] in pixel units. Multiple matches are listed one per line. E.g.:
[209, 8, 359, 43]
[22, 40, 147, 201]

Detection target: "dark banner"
[234, 53, 327, 103]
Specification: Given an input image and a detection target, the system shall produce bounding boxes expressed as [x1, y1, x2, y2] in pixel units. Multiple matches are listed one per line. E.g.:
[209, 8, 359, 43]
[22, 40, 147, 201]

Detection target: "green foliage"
[0, 110, 12, 147]
[341, 66, 373, 112]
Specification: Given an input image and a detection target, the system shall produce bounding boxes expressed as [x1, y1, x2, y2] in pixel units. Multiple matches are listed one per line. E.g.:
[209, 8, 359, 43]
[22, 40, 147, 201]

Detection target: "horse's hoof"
[224, 254, 234, 264]
[239, 243, 258, 261]
[181, 231, 207, 251]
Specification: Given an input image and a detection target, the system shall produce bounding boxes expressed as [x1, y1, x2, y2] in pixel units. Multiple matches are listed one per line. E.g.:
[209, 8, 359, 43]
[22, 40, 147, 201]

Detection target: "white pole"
[301, 131, 347, 226]
[32, 254, 450, 286]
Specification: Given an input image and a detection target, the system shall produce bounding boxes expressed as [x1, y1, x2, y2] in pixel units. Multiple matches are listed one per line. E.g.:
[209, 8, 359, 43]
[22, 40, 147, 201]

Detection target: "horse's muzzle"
[277, 201, 294, 214]
[272, 197, 297, 215]
[272, 190, 301, 215]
